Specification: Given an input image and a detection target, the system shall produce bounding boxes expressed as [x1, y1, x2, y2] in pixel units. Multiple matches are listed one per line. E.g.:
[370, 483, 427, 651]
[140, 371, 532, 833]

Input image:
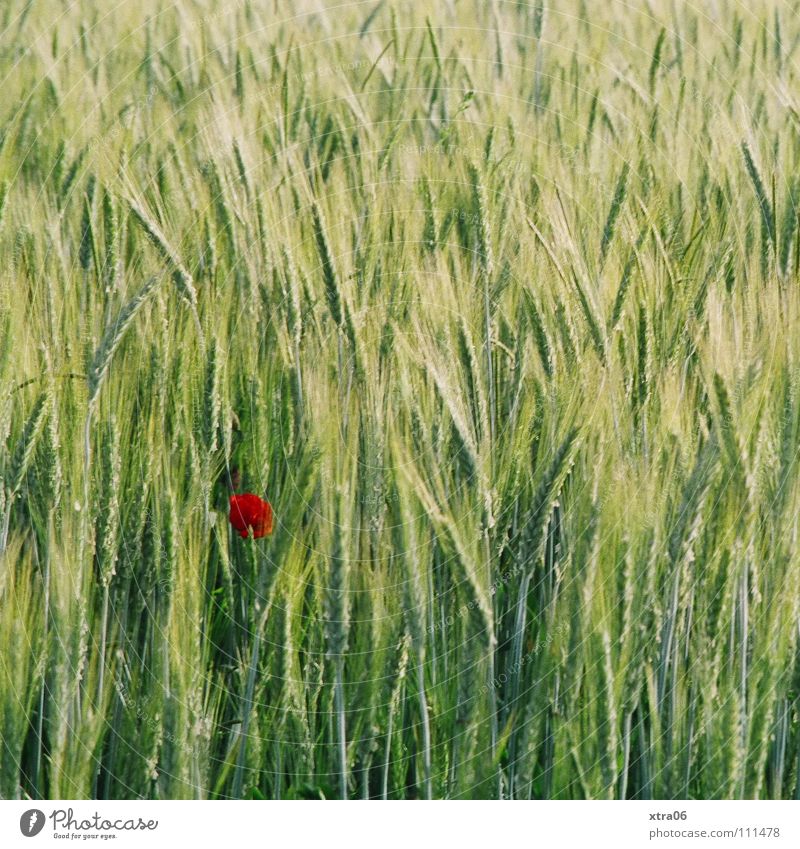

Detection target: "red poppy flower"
[229, 493, 273, 539]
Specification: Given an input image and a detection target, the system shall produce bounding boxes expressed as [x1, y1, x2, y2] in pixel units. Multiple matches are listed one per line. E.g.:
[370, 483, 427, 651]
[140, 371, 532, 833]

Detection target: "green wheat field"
[2, 0, 800, 800]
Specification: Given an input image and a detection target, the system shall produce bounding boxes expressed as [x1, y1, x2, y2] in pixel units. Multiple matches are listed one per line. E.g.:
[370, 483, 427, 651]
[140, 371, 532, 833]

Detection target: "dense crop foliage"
[2, 0, 800, 799]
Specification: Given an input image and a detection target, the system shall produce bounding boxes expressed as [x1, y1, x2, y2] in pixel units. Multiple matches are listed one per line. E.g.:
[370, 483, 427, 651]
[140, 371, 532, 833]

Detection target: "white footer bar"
[2, 800, 797, 848]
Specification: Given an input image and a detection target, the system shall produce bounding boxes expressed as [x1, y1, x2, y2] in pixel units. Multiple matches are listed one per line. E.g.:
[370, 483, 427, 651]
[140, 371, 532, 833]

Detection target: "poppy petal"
[229, 493, 274, 539]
